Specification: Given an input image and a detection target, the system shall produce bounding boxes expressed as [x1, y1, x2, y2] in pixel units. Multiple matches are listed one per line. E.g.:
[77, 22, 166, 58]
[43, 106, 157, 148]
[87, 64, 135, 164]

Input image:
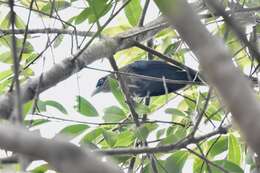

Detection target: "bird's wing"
[127, 60, 183, 72]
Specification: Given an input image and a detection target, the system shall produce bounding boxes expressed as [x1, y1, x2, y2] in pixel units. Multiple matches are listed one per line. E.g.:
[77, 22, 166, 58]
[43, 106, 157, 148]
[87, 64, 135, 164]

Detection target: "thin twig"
[108, 56, 140, 126]
[191, 88, 212, 136]
[138, 0, 150, 27]
[185, 147, 229, 173]
[9, 0, 23, 123]
[73, 0, 132, 60]
[99, 126, 228, 155]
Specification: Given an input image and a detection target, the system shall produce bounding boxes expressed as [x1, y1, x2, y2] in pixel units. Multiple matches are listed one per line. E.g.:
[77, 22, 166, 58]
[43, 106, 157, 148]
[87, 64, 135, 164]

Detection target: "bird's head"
[91, 76, 110, 96]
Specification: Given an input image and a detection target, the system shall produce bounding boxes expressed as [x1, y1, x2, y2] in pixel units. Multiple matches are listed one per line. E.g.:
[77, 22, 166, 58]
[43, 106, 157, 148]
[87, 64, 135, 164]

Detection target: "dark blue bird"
[91, 60, 201, 97]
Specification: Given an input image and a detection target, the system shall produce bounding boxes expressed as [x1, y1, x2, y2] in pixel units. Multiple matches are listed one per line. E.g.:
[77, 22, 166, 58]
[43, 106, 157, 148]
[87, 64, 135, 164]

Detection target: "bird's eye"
[96, 77, 106, 87]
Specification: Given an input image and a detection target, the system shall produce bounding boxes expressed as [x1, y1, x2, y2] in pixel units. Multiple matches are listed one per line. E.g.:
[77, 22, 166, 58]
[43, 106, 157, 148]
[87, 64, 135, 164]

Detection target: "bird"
[91, 60, 202, 97]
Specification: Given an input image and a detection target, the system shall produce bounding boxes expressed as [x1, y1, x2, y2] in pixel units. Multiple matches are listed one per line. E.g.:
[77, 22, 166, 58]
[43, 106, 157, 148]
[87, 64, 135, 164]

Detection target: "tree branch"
[0, 123, 123, 173]
[0, 16, 170, 119]
[155, 0, 260, 157]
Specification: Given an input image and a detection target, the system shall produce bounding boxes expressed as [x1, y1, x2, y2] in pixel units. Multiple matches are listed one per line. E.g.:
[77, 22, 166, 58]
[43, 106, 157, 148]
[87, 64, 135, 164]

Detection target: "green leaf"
[102, 130, 117, 147]
[156, 128, 165, 139]
[41, 0, 71, 14]
[135, 124, 158, 141]
[44, 100, 68, 114]
[15, 14, 26, 29]
[75, 8, 91, 24]
[75, 0, 111, 24]
[0, 51, 12, 64]
[87, 0, 112, 23]
[24, 53, 39, 64]
[54, 34, 64, 48]
[193, 157, 207, 173]
[36, 100, 67, 114]
[0, 69, 13, 81]
[0, 36, 34, 53]
[124, 0, 142, 26]
[74, 96, 98, 117]
[114, 131, 134, 147]
[228, 133, 241, 165]
[165, 108, 187, 117]
[60, 124, 89, 136]
[143, 160, 166, 173]
[23, 100, 33, 116]
[37, 100, 47, 112]
[165, 151, 188, 173]
[112, 155, 132, 165]
[160, 126, 187, 145]
[103, 106, 126, 122]
[164, 41, 181, 56]
[135, 103, 150, 114]
[207, 136, 228, 158]
[26, 119, 49, 127]
[150, 93, 175, 112]
[211, 160, 243, 173]
[0, 12, 11, 29]
[30, 163, 49, 173]
[81, 128, 103, 144]
[108, 78, 128, 110]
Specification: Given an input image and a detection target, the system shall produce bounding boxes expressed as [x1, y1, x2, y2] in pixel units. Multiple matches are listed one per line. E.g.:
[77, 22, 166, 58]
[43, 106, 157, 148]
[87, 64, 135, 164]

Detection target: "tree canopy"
[0, 0, 260, 173]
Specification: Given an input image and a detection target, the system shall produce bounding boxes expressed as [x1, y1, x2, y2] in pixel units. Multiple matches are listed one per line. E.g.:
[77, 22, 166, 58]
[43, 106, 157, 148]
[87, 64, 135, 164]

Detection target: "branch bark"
[0, 16, 169, 119]
[154, 0, 260, 156]
[0, 123, 123, 173]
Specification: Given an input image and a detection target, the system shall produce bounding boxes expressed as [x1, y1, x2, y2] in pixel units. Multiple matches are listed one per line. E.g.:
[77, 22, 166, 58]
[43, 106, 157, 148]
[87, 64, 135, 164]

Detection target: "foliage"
[0, 0, 259, 172]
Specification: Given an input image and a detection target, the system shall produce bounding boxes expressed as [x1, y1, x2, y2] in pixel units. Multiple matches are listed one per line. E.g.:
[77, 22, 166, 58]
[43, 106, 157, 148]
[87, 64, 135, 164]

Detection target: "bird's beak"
[91, 88, 102, 97]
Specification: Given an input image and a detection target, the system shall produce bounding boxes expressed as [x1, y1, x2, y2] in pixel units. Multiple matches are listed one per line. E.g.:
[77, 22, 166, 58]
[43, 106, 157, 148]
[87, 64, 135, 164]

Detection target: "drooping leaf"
[23, 100, 33, 116]
[41, 0, 71, 14]
[114, 131, 135, 147]
[0, 51, 12, 64]
[15, 14, 26, 29]
[135, 103, 150, 114]
[75, 0, 111, 24]
[206, 135, 228, 158]
[108, 78, 128, 110]
[30, 163, 49, 173]
[211, 160, 243, 173]
[37, 100, 67, 114]
[74, 96, 98, 117]
[156, 128, 165, 139]
[0, 36, 34, 53]
[87, 0, 112, 23]
[0, 69, 13, 81]
[75, 8, 91, 24]
[164, 41, 181, 56]
[143, 160, 166, 173]
[60, 124, 89, 137]
[124, 0, 142, 26]
[165, 151, 189, 173]
[193, 157, 207, 173]
[228, 133, 241, 165]
[160, 126, 187, 145]
[102, 130, 117, 147]
[53, 34, 64, 48]
[135, 124, 158, 141]
[103, 106, 126, 123]
[0, 12, 11, 29]
[44, 100, 68, 114]
[81, 128, 104, 144]
[25, 119, 50, 127]
[165, 108, 187, 117]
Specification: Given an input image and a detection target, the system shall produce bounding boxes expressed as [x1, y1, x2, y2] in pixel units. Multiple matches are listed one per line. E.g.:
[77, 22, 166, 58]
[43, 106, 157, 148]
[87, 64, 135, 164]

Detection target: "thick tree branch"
[0, 16, 170, 119]
[155, 0, 260, 156]
[0, 123, 123, 173]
